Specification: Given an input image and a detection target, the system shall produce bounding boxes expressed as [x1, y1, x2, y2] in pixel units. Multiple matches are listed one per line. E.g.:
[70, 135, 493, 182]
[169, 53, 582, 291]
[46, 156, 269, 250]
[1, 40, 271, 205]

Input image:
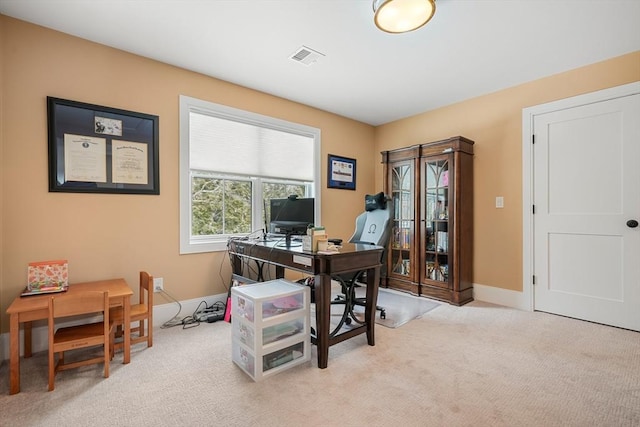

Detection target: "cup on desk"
[317, 239, 329, 251]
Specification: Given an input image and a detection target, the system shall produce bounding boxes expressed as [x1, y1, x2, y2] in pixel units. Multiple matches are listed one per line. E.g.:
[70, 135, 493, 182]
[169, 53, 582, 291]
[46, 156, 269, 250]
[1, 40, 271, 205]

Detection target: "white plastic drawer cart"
[231, 279, 311, 381]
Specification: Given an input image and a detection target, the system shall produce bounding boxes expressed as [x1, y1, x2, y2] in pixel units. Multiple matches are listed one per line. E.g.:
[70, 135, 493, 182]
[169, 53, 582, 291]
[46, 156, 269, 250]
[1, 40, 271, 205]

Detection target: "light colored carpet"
[1, 300, 638, 427]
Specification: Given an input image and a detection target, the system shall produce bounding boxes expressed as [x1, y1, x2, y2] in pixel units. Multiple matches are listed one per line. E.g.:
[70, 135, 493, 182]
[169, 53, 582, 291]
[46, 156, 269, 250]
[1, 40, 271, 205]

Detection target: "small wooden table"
[6, 278, 133, 394]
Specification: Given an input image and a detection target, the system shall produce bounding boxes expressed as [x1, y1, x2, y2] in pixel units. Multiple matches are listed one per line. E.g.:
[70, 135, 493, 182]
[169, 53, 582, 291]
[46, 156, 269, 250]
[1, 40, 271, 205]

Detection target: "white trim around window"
[179, 95, 321, 254]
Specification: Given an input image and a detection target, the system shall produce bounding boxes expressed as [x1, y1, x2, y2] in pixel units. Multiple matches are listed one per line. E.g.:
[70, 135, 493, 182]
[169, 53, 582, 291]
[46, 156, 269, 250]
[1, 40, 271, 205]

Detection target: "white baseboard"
[0, 292, 228, 362]
[473, 283, 530, 311]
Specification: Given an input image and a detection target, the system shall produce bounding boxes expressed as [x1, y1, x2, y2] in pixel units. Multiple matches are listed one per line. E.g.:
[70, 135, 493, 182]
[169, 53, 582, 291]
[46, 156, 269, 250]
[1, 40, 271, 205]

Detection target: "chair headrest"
[365, 192, 387, 211]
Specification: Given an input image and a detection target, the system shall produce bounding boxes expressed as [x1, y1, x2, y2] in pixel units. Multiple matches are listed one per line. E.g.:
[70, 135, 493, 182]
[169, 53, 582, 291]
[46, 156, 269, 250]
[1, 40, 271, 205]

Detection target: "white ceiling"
[1, 0, 639, 125]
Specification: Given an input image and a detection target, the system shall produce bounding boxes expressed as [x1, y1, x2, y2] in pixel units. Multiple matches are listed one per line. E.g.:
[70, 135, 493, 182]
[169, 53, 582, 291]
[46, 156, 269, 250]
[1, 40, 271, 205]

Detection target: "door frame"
[521, 81, 640, 312]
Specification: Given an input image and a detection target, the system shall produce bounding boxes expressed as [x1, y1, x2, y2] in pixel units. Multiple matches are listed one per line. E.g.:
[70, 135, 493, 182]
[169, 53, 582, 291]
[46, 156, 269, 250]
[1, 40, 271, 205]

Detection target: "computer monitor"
[269, 196, 315, 245]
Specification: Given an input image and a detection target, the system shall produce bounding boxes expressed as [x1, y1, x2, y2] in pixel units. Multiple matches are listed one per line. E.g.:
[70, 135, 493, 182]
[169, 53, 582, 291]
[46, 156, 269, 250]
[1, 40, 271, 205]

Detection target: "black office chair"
[331, 192, 391, 333]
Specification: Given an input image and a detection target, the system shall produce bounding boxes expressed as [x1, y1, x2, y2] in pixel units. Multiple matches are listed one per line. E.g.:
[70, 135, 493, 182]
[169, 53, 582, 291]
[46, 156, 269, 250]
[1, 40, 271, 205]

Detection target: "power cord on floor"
[192, 300, 227, 323]
[159, 288, 227, 329]
[159, 288, 200, 329]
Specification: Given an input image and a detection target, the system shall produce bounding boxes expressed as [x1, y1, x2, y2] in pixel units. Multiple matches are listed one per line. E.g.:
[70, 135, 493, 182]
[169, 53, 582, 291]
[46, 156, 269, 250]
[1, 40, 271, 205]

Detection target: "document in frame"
[111, 140, 148, 185]
[64, 133, 107, 183]
[331, 158, 353, 183]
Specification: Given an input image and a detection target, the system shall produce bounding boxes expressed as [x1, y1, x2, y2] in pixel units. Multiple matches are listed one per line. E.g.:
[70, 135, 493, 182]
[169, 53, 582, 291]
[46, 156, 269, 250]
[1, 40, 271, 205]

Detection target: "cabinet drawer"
[232, 282, 306, 323]
[233, 317, 307, 349]
[262, 341, 306, 373]
[263, 318, 306, 345]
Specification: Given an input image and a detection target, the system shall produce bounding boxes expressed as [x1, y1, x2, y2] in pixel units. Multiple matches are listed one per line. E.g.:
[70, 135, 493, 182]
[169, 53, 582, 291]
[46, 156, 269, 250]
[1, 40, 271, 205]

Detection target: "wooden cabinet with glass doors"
[382, 136, 474, 305]
[382, 145, 420, 295]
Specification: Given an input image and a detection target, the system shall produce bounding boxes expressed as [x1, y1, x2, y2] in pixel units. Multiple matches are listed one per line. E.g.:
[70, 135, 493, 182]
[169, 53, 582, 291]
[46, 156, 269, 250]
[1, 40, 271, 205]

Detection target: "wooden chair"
[48, 290, 114, 391]
[110, 271, 153, 351]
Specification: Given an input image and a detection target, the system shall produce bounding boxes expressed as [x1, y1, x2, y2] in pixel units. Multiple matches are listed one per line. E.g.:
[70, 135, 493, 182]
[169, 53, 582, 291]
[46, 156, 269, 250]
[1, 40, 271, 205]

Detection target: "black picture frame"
[47, 97, 159, 195]
[327, 154, 356, 190]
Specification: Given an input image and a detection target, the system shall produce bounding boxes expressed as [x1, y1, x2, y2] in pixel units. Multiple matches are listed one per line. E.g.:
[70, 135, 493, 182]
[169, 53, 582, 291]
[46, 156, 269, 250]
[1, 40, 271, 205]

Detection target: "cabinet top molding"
[381, 136, 474, 163]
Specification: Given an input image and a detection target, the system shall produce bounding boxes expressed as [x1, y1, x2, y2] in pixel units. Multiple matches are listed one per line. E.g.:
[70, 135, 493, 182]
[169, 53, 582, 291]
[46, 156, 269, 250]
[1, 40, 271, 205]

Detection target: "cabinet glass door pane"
[391, 251, 411, 276]
[392, 164, 412, 220]
[423, 158, 449, 286]
[390, 163, 412, 279]
[425, 164, 437, 221]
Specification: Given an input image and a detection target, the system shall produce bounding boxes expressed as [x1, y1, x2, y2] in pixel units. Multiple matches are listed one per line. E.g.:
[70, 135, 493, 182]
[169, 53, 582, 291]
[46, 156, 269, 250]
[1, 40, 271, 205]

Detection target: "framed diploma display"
[47, 97, 159, 194]
[327, 154, 356, 190]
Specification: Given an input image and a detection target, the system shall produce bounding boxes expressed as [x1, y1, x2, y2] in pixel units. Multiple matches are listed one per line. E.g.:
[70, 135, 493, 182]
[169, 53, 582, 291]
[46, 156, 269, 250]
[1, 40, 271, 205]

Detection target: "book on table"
[21, 259, 69, 297]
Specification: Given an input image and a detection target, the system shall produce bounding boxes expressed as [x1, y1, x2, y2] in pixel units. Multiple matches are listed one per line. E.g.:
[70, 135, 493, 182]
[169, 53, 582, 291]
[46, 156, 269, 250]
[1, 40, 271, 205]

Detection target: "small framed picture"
[327, 154, 356, 190]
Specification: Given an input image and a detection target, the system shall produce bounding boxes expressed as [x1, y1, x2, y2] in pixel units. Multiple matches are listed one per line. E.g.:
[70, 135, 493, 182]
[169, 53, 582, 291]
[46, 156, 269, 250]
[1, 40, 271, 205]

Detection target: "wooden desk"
[6, 278, 133, 394]
[228, 239, 383, 369]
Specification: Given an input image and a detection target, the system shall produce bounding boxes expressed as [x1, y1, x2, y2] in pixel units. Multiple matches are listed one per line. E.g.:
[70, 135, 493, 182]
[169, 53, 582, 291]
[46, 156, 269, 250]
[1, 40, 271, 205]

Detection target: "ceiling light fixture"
[373, 0, 436, 34]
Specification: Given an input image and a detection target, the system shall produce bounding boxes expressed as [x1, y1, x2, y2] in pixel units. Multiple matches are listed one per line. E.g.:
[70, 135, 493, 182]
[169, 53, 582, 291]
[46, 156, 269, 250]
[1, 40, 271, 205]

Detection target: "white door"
[532, 90, 640, 331]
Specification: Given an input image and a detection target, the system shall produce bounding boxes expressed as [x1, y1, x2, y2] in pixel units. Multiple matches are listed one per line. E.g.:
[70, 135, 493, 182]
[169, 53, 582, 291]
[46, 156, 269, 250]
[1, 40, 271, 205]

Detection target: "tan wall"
[0, 16, 377, 333]
[375, 51, 640, 292]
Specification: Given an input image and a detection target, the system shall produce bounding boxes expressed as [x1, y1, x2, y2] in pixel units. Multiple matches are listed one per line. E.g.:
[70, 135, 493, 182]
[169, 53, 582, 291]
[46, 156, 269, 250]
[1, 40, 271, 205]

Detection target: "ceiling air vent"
[289, 46, 325, 66]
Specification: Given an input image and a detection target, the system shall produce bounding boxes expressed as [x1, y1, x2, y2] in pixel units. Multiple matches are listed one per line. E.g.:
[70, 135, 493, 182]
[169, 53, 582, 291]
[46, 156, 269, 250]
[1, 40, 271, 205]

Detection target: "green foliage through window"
[192, 177, 252, 235]
[191, 178, 308, 237]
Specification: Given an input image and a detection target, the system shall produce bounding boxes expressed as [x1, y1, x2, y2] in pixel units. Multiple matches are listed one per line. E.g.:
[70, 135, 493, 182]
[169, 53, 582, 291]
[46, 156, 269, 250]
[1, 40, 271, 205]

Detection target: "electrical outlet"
[495, 196, 504, 208]
[153, 277, 164, 293]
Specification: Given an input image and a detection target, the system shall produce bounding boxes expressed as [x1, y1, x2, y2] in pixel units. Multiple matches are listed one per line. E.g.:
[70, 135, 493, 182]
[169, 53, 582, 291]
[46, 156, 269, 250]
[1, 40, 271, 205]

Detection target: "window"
[180, 96, 321, 253]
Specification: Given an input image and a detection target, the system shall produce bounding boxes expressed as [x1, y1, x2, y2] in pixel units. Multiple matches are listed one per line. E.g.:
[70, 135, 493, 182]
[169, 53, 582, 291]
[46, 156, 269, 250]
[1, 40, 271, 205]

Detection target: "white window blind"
[189, 112, 314, 181]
